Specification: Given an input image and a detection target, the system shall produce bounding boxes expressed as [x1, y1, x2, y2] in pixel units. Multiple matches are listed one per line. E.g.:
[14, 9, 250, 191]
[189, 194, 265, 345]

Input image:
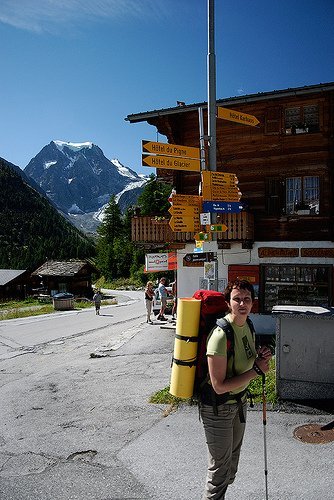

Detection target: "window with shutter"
[265, 177, 283, 215]
[303, 104, 320, 132]
[265, 107, 281, 134]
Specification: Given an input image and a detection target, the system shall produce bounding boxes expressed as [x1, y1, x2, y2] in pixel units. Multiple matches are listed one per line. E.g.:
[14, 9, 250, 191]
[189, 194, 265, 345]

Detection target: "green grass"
[0, 298, 112, 321]
[0, 304, 55, 320]
[0, 298, 44, 310]
[150, 359, 277, 409]
[248, 359, 277, 404]
[149, 386, 191, 406]
[95, 276, 143, 289]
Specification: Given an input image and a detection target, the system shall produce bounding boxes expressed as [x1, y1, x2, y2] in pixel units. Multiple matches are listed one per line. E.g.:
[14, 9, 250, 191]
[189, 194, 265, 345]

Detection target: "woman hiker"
[200, 279, 272, 499]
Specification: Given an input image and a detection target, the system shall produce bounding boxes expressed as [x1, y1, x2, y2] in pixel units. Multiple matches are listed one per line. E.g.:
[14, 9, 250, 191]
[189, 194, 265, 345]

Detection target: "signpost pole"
[207, 0, 216, 172]
[198, 106, 207, 173]
[207, 0, 218, 290]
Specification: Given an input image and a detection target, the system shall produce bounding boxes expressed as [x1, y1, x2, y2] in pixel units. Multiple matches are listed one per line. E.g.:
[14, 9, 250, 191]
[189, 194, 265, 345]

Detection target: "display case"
[261, 264, 330, 313]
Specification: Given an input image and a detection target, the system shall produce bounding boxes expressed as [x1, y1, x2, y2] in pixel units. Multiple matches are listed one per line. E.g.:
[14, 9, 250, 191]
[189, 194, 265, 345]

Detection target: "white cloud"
[0, 0, 165, 33]
[237, 86, 246, 95]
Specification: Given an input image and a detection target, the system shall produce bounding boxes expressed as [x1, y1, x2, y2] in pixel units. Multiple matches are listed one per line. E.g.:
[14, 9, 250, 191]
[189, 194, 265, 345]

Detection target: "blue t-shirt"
[158, 283, 167, 299]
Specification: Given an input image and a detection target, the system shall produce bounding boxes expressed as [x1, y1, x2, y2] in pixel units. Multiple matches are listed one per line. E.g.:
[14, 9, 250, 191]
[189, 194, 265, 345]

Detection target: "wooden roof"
[32, 260, 97, 277]
[126, 82, 334, 123]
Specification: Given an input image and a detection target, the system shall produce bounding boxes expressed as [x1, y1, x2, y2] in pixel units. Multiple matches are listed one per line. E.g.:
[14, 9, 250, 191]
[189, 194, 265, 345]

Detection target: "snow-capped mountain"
[24, 140, 148, 232]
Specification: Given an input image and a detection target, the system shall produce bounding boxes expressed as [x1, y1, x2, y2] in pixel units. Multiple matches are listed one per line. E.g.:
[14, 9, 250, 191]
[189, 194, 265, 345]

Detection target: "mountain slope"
[24, 141, 147, 215]
[0, 158, 95, 270]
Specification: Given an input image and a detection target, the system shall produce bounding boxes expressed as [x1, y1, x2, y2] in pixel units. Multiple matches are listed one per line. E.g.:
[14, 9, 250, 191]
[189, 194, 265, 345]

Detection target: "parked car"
[153, 286, 173, 316]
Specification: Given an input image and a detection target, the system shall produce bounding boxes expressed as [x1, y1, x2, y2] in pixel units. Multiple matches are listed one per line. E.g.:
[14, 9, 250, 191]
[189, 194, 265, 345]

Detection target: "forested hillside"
[0, 160, 96, 270]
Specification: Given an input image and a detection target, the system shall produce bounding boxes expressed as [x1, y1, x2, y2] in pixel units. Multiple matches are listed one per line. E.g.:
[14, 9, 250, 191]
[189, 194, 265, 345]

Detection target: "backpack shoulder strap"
[215, 317, 234, 359]
[246, 316, 256, 342]
[199, 317, 234, 390]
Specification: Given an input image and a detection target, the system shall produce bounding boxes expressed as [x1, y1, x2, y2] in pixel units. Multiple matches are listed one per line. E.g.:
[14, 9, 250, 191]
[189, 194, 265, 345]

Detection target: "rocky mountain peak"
[24, 141, 148, 222]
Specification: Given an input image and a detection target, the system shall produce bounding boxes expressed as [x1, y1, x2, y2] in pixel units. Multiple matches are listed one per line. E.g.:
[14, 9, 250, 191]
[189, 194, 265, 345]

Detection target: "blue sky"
[1, 0, 333, 176]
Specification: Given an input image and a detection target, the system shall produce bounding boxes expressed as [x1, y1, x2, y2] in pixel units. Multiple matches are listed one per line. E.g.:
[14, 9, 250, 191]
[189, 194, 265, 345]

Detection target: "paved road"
[0, 290, 333, 499]
[0, 290, 142, 359]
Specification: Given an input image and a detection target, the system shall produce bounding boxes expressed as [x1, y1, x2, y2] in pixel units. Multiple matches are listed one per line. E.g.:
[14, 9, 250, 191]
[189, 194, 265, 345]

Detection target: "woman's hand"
[257, 346, 272, 359]
[255, 346, 272, 374]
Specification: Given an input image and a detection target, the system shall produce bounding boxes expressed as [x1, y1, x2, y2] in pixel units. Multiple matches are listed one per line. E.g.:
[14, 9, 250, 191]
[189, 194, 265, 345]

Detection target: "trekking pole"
[262, 373, 269, 500]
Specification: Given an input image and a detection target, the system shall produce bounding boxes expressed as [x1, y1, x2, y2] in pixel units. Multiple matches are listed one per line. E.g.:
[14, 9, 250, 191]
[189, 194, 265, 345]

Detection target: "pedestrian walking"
[92, 290, 102, 315]
[157, 277, 168, 321]
[170, 279, 177, 321]
[144, 281, 154, 324]
[200, 279, 272, 499]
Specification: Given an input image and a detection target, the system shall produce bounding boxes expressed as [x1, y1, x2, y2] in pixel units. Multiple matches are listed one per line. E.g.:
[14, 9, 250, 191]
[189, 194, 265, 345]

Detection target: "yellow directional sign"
[169, 205, 200, 217]
[142, 154, 200, 172]
[202, 171, 241, 201]
[217, 107, 259, 127]
[202, 186, 241, 201]
[172, 194, 202, 207]
[205, 187, 241, 195]
[168, 194, 202, 232]
[169, 216, 201, 232]
[142, 140, 200, 159]
[202, 171, 238, 185]
[211, 172, 238, 184]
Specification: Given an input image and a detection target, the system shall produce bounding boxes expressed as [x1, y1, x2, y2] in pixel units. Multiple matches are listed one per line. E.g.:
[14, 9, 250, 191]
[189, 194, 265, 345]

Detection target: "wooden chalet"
[0, 269, 30, 301]
[31, 260, 98, 298]
[127, 82, 334, 313]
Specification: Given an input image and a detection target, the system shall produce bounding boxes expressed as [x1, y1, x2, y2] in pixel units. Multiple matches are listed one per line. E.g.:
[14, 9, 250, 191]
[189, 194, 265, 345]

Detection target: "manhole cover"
[293, 422, 334, 444]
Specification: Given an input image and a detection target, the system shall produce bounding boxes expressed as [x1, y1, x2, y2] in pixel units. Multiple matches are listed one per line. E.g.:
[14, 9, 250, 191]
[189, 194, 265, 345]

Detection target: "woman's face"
[228, 286, 253, 323]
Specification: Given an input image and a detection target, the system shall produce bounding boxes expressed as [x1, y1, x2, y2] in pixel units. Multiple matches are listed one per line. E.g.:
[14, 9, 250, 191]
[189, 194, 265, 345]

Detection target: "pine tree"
[96, 195, 126, 280]
[97, 195, 123, 242]
[136, 174, 172, 216]
[0, 160, 95, 270]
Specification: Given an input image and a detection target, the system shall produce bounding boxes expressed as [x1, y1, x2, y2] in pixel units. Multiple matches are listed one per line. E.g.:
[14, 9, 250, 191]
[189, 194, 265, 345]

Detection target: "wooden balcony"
[131, 212, 254, 248]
